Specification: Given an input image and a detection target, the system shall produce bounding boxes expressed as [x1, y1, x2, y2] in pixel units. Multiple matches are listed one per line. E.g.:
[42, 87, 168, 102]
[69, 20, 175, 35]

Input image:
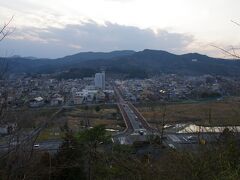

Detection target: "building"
[96, 91, 106, 102]
[50, 94, 64, 106]
[29, 97, 44, 108]
[73, 90, 98, 104]
[94, 72, 105, 90]
[73, 92, 85, 105]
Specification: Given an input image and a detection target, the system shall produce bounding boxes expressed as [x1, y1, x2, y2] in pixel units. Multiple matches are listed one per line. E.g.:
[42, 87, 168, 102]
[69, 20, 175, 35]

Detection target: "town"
[1, 0, 240, 177]
[1, 71, 240, 140]
[1, 69, 240, 179]
[1, 73, 240, 111]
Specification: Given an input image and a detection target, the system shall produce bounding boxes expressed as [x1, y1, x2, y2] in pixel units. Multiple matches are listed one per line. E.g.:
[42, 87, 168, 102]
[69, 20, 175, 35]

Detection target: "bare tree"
[212, 20, 240, 59]
[211, 45, 240, 59]
[0, 16, 14, 42]
[160, 103, 167, 144]
[150, 103, 167, 145]
[0, 17, 14, 124]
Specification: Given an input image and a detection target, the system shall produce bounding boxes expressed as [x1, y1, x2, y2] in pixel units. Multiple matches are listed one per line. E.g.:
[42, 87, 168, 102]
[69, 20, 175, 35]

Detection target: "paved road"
[33, 140, 62, 153]
[123, 104, 143, 130]
[0, 139, 62, 154]
[127, 102, 156, 132]
[0, 108, 64, 158]
[113, 85, 156, 144]
[113, 84, 226, 150]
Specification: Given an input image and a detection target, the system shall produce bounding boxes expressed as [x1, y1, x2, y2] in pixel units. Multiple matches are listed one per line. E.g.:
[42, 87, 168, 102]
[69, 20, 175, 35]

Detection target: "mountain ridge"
[1, 49, 240, 78]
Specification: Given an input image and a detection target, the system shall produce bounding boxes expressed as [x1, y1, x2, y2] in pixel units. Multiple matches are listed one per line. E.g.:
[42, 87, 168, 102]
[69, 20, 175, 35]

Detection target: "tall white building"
[94, 72, 105, 90]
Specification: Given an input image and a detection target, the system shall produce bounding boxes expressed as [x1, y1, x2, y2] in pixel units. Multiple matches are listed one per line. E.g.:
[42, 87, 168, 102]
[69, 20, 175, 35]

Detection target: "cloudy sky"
[0, 0, 240, 58]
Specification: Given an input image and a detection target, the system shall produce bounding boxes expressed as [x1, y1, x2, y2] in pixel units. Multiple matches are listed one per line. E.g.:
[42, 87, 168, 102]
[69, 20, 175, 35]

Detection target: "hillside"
[1, 49, 240, 78]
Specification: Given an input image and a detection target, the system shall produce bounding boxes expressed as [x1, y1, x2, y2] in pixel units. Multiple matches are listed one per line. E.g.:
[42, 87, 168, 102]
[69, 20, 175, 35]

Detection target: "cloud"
[104, 0, 135, 2]
[0, 21, 194, 58]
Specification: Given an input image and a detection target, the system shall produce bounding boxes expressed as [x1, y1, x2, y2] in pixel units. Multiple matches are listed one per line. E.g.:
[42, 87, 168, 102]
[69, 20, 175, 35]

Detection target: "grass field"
[64, 105, 125, 132]
[37, 128, 64, 141]
[4, 107, 61, 128]
[138, 98, 240, 127]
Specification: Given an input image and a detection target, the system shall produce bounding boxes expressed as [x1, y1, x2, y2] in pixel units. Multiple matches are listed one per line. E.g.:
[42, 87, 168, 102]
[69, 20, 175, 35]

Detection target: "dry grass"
[37, 128, 63, 141]
[65, 106, 124, 131]
[138, 99, 240, 126]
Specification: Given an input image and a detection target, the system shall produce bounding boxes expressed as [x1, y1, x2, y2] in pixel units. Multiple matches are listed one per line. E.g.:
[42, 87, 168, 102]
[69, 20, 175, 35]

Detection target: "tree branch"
[211, 45, 240, 59]
[0, 16, 14, 42]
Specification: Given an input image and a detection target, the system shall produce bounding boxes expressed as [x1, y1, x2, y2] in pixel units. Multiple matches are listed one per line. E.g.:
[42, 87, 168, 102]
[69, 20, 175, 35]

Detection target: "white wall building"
[73, 91, 85, 105]
[94, 72, 105, 90]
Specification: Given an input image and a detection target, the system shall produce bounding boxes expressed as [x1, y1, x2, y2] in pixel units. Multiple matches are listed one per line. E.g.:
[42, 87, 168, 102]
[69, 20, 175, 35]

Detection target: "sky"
[0, 0, 240, 58]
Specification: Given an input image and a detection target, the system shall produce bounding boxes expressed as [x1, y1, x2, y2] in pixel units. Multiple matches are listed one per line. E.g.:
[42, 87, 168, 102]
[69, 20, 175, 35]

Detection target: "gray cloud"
[0, 21, 194, 58]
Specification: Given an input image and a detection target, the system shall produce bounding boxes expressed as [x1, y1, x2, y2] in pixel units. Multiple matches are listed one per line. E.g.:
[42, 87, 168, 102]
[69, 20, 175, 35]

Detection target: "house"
[73, 92, 85, 105]
[50, 94, 64, 106]
[29, 97, 44, 107]
[85, 93, 95, 102]
[84, 90, 97, 103]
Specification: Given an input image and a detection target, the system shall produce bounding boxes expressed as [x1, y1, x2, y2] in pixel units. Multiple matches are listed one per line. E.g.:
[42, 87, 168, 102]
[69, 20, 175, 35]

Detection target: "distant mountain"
[59, 50, 136, 62]
[10, 55, 22, 58]
[104, 49, 240, 76]
[23, 56, 38, 60]
[0, 50, 135, 74]
[9, 55, 38, 60]
[1, 49, 240, 78]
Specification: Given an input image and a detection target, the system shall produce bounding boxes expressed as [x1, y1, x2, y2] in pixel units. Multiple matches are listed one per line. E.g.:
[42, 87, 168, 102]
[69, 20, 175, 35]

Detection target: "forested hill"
[1, 49, 240, 78]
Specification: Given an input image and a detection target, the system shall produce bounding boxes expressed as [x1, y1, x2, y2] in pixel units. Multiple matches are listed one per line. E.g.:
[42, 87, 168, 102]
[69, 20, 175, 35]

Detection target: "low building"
[29, 97, 44, 107]
[96, 91, 105, 102]
[73, 92, 85, 105]
[50, 94, 64, 106]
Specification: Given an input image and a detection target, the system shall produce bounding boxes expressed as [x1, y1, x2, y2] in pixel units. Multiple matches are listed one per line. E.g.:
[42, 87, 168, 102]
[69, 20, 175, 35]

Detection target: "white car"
[34, 144, 40, 148]
[138, 129, 146, 135]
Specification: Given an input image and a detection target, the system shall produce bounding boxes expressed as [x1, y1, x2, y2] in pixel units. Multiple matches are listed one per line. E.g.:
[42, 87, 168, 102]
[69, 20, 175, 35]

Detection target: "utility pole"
[160, 103, 166, 144]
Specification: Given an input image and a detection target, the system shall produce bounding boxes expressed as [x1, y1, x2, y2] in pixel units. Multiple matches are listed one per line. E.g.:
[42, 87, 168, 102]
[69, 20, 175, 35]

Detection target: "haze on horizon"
[0, 0, 240, 58]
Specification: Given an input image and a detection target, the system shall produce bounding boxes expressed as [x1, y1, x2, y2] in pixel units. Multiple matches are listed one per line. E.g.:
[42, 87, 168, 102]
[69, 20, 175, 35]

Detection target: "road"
[0, 85, 232, 153]
[113, 85, 156, 144]
[33, 140, 62, 153]
[113, 83, 228, 150]
[0, 139, 62, 154]
[0, 108, 64, 158]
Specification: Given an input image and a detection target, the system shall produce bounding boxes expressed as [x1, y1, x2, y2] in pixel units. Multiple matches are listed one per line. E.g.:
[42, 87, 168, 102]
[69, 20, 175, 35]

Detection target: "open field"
[36, 127, 64, 141]
[64, 105, 125, 132]
[4, 107, 60, 128]
[0, 107, 64, 142]
[137, 97, 240, 127]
